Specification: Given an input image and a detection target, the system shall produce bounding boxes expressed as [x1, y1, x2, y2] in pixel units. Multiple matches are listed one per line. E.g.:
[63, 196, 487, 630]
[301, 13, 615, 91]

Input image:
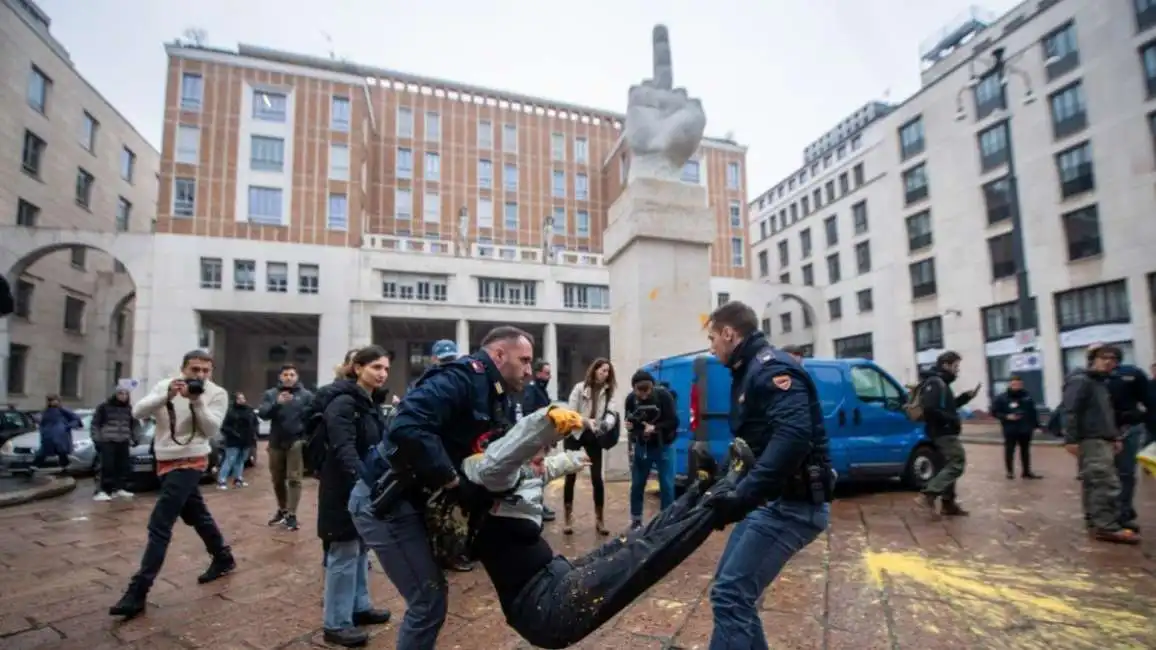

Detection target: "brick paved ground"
[0, 443, 1153, 650]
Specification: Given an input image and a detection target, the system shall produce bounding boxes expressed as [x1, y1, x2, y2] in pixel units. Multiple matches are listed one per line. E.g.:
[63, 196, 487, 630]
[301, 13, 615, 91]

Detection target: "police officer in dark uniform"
[348, 325, 534, 650]
[1106, 361, 1153, 531]
[698, 301, 833, 649]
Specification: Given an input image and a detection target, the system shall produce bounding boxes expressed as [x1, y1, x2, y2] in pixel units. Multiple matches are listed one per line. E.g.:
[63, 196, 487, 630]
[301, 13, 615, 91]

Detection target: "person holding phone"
[914, 351, 980, 518]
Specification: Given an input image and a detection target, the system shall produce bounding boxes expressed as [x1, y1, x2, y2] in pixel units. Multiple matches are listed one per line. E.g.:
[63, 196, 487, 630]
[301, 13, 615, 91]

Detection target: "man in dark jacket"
[990, 375, 1042, 480]
[517, 359, 556, 522]
[91, 389, 140, 500]
[1106, 361, 1152, 530]
[915, 351, 979, 517]
[1062, 345, 1139, 544]
[626, 370, 680, 528]
[257, 364, 314, 531]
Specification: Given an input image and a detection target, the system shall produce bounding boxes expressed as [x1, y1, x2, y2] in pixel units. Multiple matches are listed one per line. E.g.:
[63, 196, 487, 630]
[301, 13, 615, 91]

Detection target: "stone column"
[0, 317, 9, 405]
[455, 319, 470, 356]
[602, 177, 716, 476]
[543, 322, 558, 400]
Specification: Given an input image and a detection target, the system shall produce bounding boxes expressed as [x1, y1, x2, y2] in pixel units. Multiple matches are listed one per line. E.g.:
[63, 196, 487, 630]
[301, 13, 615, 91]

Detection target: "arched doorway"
[749, 283, 826, 356]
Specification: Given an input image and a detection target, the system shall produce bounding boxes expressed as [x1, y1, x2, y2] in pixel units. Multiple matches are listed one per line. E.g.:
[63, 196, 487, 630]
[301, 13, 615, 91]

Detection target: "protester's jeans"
[350, 480, 447, 650]
[218, 447, 250, 483]
[709, 499, 830, 650]
[131, 468, 228, 589]
[629, 443, 675, 520]
[323, 539, 373, 631]
[1116, 424, 1144, 523]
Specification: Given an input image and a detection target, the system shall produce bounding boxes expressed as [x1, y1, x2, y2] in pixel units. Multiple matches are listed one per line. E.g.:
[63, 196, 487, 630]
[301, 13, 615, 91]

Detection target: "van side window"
[850, 366, 901, 404]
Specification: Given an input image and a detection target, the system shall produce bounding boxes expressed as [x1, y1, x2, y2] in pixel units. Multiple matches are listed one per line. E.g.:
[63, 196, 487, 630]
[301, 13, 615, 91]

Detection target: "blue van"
[640, 352, 939, 492]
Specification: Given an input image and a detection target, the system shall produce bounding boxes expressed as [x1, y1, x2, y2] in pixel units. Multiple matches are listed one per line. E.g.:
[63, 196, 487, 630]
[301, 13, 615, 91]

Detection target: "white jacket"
[133, 378, 227, 462]
[568, 381, 611, 420]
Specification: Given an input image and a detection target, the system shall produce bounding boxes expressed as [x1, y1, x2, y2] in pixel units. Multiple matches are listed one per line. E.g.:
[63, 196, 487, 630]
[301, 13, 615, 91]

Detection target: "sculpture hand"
[624, 25, 706, 180]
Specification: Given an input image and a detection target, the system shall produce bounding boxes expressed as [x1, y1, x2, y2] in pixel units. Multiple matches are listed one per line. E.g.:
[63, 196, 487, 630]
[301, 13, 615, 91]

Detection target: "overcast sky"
[37, 0, 1021, 193]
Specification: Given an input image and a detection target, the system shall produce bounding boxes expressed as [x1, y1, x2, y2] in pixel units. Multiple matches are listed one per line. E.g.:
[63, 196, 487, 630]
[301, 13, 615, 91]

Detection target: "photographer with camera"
[258, 364, 315, 531]
[109, 350, 233, 620]
[625, 370, 679, 529]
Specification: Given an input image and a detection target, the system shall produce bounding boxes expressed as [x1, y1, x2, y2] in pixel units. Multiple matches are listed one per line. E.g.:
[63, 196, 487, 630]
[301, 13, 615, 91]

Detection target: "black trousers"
[1003, 432, 1032, 475]
[131, 468, 228, 589]
[98, 441, 132, 493]
[562, 433, 605, 509]
[504, 480, 717, 649]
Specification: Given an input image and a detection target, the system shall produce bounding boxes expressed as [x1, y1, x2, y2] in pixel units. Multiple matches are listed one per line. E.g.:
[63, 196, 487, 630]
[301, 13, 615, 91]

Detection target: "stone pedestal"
[601, 178, 716, 476]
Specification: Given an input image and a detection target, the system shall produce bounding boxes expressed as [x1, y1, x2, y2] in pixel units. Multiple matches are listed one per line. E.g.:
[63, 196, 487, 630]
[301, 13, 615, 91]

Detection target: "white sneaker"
[113, 489, 134, 499]
[217, 483, 229, 490]
[93, 492, 112, 502]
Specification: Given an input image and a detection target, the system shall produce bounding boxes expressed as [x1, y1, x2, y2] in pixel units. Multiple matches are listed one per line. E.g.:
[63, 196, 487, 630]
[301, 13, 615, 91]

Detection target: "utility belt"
[367, 445, 419, 519]
[780, 454, 835, 505]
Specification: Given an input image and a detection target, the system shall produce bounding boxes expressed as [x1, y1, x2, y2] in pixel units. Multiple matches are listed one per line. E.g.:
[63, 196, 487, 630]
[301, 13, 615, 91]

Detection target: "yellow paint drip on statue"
[863, 550, 1151, 642]
[648, 287, 659, 300]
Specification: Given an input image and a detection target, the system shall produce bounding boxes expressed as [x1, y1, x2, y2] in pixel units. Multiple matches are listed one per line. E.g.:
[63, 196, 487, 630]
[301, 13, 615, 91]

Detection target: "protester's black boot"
[109, 579, 148, 619]
[197, 549, 236, 584]
[323, 627, 369, 647]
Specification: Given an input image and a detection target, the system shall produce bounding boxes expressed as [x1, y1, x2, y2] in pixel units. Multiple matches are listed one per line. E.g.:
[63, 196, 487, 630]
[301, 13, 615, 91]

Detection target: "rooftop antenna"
[182, 27, 207, 47]
[321, 31, 336, 60]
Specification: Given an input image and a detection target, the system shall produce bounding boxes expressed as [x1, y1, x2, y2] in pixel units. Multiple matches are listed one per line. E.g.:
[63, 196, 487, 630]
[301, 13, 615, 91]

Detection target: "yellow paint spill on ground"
[863, 550, 1153, 644]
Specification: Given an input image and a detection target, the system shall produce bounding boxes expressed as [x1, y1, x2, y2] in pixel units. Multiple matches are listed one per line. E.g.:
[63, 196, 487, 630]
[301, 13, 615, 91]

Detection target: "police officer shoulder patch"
[469, 359, 485, 374]
[772, 375, 792, 391]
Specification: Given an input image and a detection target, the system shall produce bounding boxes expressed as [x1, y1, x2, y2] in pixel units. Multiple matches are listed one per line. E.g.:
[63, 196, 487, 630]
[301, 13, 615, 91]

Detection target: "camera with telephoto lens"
[626, 403, 660, 431]
[184, 378, 205, 396]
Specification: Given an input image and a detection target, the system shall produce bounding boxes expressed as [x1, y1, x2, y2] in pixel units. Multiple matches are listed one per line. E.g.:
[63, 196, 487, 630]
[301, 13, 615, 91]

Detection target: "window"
[574, 137, 589, 164]
[855, 241, 871, 274]
[234, 260, 256, 291]
[563, 284, 610, 310]
[252, 90, 287, 122]
[790, 204, 798, 223]
[422, 191, 441, 223]
[248, 186, 283, 225]
[717, 293, 732, 307]
[382, 273, 449, 302]
[1055, 280, 1129, 331]
[7, 344, 27, 394]
[761, 318, 772, 335]
[857, 289, 873, 313]
[173, 178, 196, 217]
[424, 152, 440, 181]
[80, 112, 98, 152]
[176, 125, 200, 164]
[827, 253, 841, 283]
[478, 159, 493, 190]
[828, 297, 843, 320]
[395, 188, 413, 220]
[63, 296, 85, 333]
[423, 111, 438, 141]
[576, 210, 590, 237]
[1055, 142, 1094, 198]
[576, 173, 589, 201]
[1141, 0, 1156, 31]
[824, 215, 838, 247]
[1049, 82, 1087, 139]
[298, 264, 319, 294]
[179, 73, 202, 111]
[1042, 22, 1080, 80]
[477, 120, 493, 149]
[988, 232, 1017, 279]
[250, 135, 285, 172]
[812, 188, 822, 210]
[330, 144, 350, 181]
[730, 238, 745, 267]
[115, 197, 131, 232]
[825, 181, 835, 202]
[552, 170, 566, 198]
[14, 280, 34, 318]
[75, 168, 94, 207]
[266, 262, 288, 293]
[503, 163, 517, 191]
[982, 177, 1012, 224]
[794, 263, 810, 286]
[397, 106, 416, 137]
[903, 164, 928, 204]
[1061, 204, 1103, 261]
[327, 193, 348, 230]
[977, 121, 1009, 171]
[1143, 42, 1156, 97]
[801, 196, 810, 216]
[477, 198, 493, 228]
[780, 313, 793, 334]
[838, 173, 849, 195]
[120, 147, 135, 182]
[503, 202, 518, 230]
[20, 131, 45, 177]
[779, 272, 790, 284]
[729, 201, 742, 227]
[851, 201, 868, 235]
[331, 96, 351, 131]
[800, 228, 812, 258]
[757, 250, 769, 277]
[905, 210, 932, 251]
[973, 71, 1005, 120]
[909, 258, 937, 299]
[777, 240, 789, 268]
[70, 246, 86, 270]
[681, 160, 700, 183]
[836, 334, 875, 361]
[726, 162, 741, 189]
[477, 278, 537, 306]
[502, 123, 517, 152]
[28, 66, 50, 113]
[60, 354, 82, 399]
[17, 199, 39, 227]
[982, 300, 1038, 342]
[852, 163, 864, 187]
[551, 133, 565, 161]
[913, 316, 944, 351]
[200, 257, 223, 289]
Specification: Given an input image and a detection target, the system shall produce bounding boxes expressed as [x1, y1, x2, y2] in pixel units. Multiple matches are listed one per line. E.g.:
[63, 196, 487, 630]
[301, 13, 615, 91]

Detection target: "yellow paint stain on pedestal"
[863, 550, 1152, 644]
[648, 288, 660, 300]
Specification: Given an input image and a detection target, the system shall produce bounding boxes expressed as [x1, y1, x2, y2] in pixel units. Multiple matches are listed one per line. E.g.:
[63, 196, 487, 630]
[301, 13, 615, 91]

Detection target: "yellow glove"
[546, 407, 584, 434]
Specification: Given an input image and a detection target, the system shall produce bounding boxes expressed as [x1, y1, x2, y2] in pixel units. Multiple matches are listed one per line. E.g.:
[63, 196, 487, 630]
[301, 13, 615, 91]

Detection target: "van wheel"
[902, 445, 941, 490]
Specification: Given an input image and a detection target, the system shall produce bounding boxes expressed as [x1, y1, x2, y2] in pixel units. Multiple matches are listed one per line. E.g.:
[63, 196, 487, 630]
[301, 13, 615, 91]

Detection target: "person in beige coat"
[564, 358, 618, 535]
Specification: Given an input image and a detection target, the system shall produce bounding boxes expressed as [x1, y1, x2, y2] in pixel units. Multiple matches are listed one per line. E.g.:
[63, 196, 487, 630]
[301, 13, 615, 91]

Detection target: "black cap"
[631, 370, 656, 386]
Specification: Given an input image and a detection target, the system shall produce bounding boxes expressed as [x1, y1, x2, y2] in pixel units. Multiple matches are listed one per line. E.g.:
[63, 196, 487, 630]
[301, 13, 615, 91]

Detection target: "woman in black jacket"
[316, 346, 393, 647]
[218, 392, 259, 489]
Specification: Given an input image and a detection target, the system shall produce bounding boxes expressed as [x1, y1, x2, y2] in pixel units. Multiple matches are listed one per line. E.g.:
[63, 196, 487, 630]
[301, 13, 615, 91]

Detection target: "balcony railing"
[473, 242, 543, 263]
[362, 234, 456, 255]
[361, 234, 606, 266]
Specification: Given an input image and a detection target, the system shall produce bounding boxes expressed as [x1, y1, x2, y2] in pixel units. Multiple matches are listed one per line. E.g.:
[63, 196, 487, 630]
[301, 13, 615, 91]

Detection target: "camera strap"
[165, 393, 200, 447]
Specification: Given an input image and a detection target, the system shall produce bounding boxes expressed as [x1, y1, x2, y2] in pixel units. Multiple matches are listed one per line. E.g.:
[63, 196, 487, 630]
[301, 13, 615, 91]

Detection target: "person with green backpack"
[911, 351, 980, 518]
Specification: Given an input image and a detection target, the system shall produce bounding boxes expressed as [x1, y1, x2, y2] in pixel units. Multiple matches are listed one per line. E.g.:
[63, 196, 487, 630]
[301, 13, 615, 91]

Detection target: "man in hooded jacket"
[914, 351, 979, 517]
[91, 388, 140, 500]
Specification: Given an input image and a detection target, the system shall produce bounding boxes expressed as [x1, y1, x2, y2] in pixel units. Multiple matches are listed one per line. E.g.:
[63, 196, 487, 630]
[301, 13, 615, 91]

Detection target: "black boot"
[323, 627, 369, 647]
[197, 550, 236, 584]
[267, 509, 286, 526]
[109, 580, 148, 619]
[352, 608, 392, 626]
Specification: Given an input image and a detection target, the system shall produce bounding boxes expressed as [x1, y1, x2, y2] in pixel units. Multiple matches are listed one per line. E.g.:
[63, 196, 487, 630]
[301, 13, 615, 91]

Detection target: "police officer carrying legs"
[1106, 358, 1153, 532]
[348, 326, 533, 650]
[699, 301, 833, 649]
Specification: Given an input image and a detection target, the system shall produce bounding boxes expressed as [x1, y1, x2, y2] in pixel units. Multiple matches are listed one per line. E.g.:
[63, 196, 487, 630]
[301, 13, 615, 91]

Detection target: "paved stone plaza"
[0, 443, 1153, 649]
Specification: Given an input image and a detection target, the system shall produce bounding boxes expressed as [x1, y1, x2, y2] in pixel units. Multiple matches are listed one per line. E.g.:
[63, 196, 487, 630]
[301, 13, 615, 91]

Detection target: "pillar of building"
[0, 317, 9, 405]
[543, 322, 558, 400]
[456, 319, 470, 356]
[602, 177, 716, 476]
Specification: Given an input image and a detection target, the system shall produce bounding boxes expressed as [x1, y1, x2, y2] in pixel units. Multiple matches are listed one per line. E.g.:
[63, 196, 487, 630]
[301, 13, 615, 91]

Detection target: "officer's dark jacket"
[520, 379, 551, 417]
[917, 367, 972, 438]
[724, 331, 825, 504]
[385, 350, 512, 488]
[990, 389, 1038, 436]
[1061, 368, 1118, 444]
[1107, 365, 1153, 427]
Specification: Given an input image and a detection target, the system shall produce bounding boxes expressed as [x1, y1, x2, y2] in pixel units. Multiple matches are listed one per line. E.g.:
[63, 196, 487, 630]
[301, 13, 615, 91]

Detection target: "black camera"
[185, 379, 205, 396]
